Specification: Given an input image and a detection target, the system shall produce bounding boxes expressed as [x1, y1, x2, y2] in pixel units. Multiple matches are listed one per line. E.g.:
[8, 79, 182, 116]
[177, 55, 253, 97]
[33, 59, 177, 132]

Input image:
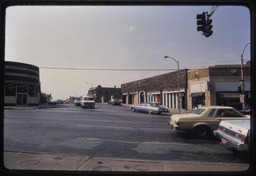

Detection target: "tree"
[40, 92, 52, 104]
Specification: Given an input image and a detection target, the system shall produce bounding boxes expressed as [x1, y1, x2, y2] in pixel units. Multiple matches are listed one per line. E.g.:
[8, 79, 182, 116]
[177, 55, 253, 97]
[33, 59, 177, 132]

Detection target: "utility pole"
[240, 41, 251, 110]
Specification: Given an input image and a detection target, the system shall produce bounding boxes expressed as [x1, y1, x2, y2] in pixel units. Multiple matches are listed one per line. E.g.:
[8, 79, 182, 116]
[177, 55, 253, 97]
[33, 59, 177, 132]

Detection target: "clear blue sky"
[5, 5, 251, 100]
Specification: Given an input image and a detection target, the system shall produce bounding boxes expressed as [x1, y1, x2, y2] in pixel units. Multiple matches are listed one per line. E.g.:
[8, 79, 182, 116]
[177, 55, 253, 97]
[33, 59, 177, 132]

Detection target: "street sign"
[240, 94, 245, 103]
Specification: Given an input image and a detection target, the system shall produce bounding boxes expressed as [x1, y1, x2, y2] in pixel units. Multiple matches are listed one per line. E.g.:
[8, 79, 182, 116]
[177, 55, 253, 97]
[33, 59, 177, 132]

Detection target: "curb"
[4, 105, 59, 110]
[3, 151, 250, 172]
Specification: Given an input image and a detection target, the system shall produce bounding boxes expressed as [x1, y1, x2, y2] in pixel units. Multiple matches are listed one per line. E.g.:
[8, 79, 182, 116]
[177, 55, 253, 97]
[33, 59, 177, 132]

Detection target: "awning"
[190, 92, 204, 97]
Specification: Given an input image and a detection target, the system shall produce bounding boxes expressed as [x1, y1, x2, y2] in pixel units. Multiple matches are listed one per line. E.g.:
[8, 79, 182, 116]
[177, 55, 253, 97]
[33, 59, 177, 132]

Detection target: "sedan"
[214, 119, 250, 152]
[131, 103, 169, 114]
[168, 106, 250, 138]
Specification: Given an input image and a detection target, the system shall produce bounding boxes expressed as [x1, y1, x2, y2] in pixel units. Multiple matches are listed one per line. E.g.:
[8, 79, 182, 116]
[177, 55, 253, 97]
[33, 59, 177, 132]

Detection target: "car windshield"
[191, 108, 205, 115]
[84, 97, 94, 100]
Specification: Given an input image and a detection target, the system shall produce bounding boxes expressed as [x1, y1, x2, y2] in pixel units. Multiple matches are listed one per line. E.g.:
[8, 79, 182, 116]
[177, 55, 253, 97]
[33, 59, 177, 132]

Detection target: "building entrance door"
[17, 93, 27, 106]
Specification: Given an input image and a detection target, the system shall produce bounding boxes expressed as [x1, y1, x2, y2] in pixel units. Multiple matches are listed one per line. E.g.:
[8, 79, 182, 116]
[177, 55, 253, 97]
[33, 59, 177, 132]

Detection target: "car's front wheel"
[131, 108, 136, 112]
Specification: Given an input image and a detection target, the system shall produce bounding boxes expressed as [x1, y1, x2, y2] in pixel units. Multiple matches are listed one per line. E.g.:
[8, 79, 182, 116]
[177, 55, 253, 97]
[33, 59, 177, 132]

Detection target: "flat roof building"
[121, 69, 188, 110]
[187, 63, 251, 110]
[88, 85, 121, 103]
[4, 61, 41, 106]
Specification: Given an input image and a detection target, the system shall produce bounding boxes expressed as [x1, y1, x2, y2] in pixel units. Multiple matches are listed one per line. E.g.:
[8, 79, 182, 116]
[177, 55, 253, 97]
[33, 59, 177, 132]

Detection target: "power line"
[39, 67, 178, 71]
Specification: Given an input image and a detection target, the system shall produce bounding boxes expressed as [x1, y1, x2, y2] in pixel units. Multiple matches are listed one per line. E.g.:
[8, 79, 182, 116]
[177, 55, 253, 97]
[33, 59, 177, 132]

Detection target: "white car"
[81, 96, 95, 109]
[131, 103, 169, 114]
[74, 98, 81, 106]
[214, 120, 250, 152]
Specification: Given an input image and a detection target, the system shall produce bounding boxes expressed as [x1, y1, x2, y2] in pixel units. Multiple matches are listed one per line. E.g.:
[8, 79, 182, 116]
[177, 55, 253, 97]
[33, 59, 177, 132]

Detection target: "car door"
[146, 104, 155, 113]
[141, 104, 149, 112]
[137, 103, 144, 112]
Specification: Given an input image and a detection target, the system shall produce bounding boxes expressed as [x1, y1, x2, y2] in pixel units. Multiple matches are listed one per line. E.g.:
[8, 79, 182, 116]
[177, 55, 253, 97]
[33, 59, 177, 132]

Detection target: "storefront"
[187, 64, 251, 110]
[4, 61, 41, 106]
[121, 69, 188, 110]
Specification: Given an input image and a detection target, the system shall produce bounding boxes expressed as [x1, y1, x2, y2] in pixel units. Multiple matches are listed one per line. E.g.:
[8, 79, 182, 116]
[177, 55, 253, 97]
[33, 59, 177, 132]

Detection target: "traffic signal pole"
[240, 41, 251, 110]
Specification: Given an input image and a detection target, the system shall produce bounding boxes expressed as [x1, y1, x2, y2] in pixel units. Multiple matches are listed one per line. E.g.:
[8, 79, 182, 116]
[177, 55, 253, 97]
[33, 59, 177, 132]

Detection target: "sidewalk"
[4, 151, 250, 172]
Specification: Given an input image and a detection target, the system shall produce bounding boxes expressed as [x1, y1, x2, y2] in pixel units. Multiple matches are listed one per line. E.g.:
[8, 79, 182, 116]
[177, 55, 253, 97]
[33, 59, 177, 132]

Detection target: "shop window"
[5, 85, 16, 96]
[34, 86, 39, 97]
[29, 86, 34, 97]
[17, 85, 27, 93]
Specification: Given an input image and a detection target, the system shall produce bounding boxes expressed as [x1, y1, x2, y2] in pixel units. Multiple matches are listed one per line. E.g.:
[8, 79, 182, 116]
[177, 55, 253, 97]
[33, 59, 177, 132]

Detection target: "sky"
[5, 5, 251, 100]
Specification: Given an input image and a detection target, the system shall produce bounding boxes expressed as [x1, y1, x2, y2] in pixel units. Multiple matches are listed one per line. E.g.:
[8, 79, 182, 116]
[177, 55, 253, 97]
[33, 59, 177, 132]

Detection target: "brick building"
[121, 69, 188, 110]
[88, 85, 121, 103]
[187, 63, 251, 110]
[121, 63, 251, 111]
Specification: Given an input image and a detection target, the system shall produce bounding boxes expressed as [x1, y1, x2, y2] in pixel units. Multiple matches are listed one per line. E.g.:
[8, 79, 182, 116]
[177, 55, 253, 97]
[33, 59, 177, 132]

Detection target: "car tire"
[131, 108, 136, 112]
[148, 111, 152, 114]
[194, 125, 209, 138]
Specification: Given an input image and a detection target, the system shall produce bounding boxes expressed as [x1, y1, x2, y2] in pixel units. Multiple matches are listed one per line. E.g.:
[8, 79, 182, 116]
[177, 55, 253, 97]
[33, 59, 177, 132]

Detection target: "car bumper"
[168, 121, 180, 130]
[82, 104, 95, 108]
[213, 130, 248, 152]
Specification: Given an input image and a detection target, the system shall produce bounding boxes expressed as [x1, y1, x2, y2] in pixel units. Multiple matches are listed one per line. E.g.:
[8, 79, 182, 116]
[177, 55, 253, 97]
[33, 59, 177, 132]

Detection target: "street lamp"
[164, 56, 181, 113]
[240, 41, 251, 110]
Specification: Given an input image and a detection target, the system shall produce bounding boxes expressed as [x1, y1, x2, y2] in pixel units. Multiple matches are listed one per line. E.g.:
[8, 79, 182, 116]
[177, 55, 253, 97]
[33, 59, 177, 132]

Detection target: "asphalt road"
[4, 103, 249, 164]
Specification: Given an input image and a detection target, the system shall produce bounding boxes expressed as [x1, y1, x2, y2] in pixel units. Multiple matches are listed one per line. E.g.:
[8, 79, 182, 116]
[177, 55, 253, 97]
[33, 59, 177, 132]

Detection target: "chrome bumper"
[213, 130, 248, 152]
[168, 121, 180, 130]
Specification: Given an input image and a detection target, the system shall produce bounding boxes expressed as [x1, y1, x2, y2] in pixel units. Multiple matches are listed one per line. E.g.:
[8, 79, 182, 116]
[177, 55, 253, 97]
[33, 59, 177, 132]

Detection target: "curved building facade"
[4, 61, 41, 106]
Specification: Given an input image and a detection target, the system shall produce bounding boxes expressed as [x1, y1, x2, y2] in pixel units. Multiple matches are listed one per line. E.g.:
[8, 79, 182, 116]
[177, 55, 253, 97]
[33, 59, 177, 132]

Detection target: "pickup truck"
[214, 119, 250, 152]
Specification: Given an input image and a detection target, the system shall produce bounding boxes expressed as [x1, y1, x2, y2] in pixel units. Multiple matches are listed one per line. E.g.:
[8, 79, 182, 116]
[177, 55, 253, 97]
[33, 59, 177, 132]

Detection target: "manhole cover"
[93, 166, 112, 171]
[19, 160, 40, 167]
[133, 165, 150, 171]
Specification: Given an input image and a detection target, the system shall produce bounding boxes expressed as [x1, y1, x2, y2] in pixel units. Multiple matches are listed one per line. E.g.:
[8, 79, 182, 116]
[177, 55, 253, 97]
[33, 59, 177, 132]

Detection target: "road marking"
[77, 137, 141, 144]
[76, 137, 195, 146]
[77, 124, 169, 133]
[77, 124, 137, 131]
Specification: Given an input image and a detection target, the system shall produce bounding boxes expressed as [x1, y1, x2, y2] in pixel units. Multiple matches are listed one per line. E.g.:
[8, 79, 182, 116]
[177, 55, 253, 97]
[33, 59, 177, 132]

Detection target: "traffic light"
[196, 12, 213, 38]
[196, 12, 206, 32]
[204, 16, 213, 37]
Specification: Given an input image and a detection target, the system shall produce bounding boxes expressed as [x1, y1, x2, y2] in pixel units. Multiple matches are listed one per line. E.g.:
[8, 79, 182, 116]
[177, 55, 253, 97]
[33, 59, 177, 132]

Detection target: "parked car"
[214, 119, 250, 152]
[81, 96, 95, 109]
[74, 98, 81, 106]
[131, 103, 169, 114]
[108, 99, 121, 105]
[168, 106, 250, 137]
[48, 99, 63, 105]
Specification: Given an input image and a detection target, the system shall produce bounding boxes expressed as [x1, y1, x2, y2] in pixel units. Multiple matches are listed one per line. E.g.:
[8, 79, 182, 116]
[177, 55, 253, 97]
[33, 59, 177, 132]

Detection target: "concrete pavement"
[4, 151, 250, 172]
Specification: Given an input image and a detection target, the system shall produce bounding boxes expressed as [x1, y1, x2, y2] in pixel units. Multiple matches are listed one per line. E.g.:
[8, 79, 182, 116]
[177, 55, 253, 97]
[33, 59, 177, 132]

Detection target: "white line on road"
[77, 124, 170, 133]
